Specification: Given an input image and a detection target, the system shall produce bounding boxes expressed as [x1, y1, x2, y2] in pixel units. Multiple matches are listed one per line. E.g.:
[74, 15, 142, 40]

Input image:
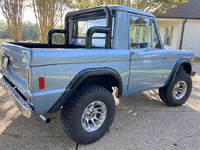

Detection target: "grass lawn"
[195, 57, 200, 63]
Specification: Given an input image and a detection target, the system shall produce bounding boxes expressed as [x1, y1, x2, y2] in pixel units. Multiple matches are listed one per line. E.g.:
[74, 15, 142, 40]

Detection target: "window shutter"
[169, 26, 174, 46]
[164, 27, 168, 45]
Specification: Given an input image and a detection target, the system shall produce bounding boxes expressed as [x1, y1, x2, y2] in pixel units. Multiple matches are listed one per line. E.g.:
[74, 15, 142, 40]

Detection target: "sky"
[0, 7, 69, 25]
[0, 7, 37, 23]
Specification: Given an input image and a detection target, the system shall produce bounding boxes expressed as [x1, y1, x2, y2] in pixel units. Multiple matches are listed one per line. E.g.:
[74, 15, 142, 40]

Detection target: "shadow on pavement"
[0, 86, 76, 149]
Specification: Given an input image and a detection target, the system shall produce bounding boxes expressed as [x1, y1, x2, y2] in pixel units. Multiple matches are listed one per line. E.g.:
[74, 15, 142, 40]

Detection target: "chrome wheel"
[173, 81, 187, 100]
[81, 101, 107, 132]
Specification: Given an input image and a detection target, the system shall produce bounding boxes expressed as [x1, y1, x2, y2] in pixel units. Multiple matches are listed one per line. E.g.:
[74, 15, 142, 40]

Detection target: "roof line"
[156, 16, 200, 20]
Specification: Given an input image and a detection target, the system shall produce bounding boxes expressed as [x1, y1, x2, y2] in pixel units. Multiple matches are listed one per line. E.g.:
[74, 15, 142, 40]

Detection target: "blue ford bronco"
[0, 5, 196, 144]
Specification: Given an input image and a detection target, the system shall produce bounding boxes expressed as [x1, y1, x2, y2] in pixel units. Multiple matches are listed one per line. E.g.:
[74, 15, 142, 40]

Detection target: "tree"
[0, 0, 25, 42]
[72, 0, 188, 13]
[51, 25, 65, 44]
[32, 0, 72, 43]
[21, 21, 40, 41]
[0, 20, 12, 40]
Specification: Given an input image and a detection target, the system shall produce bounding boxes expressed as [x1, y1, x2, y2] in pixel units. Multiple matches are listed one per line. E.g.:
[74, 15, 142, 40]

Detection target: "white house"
[153, 0, 200, 57]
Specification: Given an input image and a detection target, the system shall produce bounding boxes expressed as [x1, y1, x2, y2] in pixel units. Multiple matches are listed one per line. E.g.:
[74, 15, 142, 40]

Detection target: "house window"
[164, 26, 173, 46]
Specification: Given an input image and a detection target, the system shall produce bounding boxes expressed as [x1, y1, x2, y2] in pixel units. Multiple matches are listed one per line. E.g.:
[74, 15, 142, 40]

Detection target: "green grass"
[195, 57, 200, 63]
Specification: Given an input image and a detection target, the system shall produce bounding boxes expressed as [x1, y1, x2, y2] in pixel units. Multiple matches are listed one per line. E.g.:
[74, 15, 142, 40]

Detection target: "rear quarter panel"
[30, 48, 130, 115]
[164, 49, 194, 81]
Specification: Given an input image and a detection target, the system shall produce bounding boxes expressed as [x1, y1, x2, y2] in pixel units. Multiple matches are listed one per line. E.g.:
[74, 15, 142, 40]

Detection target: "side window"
[129, 16, 151, 49]
[129, 15, 161, 49]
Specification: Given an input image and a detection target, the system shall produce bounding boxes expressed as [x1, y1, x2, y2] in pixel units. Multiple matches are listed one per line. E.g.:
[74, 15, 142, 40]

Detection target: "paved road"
[0, 63, 200, 150]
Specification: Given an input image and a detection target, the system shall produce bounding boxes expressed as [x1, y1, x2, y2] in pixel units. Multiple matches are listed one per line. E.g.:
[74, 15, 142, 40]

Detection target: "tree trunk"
[127, 0, 130, 7]
[1, 0, 24, 42]
[32, 0, 69, 43]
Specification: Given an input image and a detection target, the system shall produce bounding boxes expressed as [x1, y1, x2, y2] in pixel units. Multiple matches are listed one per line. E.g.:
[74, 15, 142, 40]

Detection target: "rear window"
[70, 17, 114, 48]
[77, 18, 107, 37]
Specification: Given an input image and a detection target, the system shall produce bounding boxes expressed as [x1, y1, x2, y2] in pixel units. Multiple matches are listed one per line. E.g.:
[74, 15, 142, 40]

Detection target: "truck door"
[128, 14, 168, 93]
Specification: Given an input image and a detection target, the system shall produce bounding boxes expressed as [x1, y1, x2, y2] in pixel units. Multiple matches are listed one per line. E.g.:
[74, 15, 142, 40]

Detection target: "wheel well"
[178, 63, 191, 74]
[80, 75, 119, 93]
[49, 71, 121, 113]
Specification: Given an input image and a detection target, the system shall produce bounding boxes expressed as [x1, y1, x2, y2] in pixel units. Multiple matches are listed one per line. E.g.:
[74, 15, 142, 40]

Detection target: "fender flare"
[164, 59, 192, 87]
[48, 67, 122, 113]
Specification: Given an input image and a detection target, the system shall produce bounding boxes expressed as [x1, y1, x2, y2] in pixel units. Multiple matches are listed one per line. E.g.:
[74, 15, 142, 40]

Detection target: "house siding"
[156, 18, 200, 57]
[153, 0, 200, 57]
[156, 19, 184, 50]
[182, 20, 200, 57]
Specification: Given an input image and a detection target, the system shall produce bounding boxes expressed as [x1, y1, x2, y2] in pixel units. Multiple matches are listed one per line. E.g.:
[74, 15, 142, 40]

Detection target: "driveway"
[0, 63, 200, 150]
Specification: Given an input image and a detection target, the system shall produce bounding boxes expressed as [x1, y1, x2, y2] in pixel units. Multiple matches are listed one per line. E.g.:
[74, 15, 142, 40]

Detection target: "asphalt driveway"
[0, 63, 200, 150]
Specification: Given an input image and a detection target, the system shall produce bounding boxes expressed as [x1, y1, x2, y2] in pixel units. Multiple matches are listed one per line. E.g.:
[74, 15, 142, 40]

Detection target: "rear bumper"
[0, 74, 32, 117]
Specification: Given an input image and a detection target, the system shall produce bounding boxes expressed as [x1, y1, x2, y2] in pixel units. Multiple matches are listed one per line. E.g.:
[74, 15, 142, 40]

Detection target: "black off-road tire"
[159, 71, 192, 106]
[60, 84, 116, 145]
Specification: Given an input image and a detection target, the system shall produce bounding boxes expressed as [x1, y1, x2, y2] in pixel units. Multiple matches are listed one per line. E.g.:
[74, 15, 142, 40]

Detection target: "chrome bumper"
[0, 74, 32, 117]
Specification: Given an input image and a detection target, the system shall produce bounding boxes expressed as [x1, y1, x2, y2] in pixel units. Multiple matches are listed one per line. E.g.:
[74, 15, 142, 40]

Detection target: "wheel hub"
[173, 81, 187, 100]
[81, 101, 107, 132]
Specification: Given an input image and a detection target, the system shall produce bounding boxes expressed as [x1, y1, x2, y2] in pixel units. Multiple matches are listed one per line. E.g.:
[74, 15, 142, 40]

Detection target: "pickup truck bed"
[8, 42, 86, 48]
[0, 41, 130, 116]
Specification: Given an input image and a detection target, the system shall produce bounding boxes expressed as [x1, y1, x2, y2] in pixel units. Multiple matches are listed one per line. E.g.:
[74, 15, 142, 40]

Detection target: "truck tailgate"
[0, 42, 30, 96]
